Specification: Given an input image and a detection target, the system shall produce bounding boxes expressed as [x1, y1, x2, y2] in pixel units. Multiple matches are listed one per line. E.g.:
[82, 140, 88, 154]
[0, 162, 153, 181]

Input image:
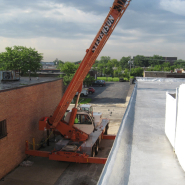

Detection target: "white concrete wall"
[175, 84, 185, 171]
[165, 92, 177, 148]
[165, 84, 185, 171]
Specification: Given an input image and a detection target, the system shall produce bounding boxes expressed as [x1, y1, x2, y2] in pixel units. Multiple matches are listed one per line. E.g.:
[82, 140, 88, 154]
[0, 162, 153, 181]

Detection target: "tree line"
[92, 55, 185, 76]
[56, 55, 185, 83]
[1, 46, 185, 83]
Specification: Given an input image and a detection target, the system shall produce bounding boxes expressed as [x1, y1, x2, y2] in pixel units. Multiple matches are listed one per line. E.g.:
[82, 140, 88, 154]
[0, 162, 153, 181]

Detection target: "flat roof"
[98, 77, 185, 185]
[0, 77, 61, 92]
[80, 104, 91, 108]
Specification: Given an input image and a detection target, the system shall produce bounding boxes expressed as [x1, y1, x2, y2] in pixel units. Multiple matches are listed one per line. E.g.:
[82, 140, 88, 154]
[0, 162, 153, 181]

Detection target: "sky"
[0, 0, 185, 62]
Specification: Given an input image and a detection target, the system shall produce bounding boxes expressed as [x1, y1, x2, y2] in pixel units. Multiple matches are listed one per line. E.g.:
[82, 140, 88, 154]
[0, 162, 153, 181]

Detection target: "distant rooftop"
[0, 77, 61, 91]
[41, 62, 55, 65]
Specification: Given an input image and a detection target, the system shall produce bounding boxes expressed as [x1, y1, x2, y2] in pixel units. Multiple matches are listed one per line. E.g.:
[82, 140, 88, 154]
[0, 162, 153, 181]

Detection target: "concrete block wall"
[144, 71, 185, 78]
[175, 84, 185, 171]
[0, 79, 63, 179]
[165, 92, 177, 148]
[165, 84, 185, 171]
[144, 71, 169, 77]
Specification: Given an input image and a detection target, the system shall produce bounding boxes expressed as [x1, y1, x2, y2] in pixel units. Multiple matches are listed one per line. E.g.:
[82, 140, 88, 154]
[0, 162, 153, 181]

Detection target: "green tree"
[116, 66, 123, 77]
[97, 63, 104, 76]
[119, 56, 130, 69]
[59, 62, 94, 86]
[0, 46, 43, 75]
[163, 67, 170, 71]
[174, 59, 185, 68]
[58, 62, 78, 75]
[162, 62, 170, 71]
[63, 74, 74, 85]
[170, 65, 177, 71]
[162, 62, 170, 68]
[105, 61, 113, 77]
[100, 56, 111, 64]
[123, 68, 130, 80]
[133, 55, 149, 67]
[92, 60, 100, 68]
[153, 65, 162, 71]
[58, 62, 78, 85]
[130, 67, 143, 77]
[149, 55, 164, 66]
[110, 59, 119, 67]
[84, 74, 95, 86]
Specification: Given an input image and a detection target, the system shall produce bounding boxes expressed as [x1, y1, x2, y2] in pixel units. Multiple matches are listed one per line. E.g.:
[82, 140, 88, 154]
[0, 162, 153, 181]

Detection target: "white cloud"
[0, 1, 103, 25]
[96, 0, 113, 7]
[160, 0, 185, 16]
[0, 0, 185, 61]
[40, 2, 103, 23]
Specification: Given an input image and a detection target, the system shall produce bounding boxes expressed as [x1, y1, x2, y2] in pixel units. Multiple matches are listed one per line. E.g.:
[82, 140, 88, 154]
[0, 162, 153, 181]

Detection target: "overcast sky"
[0, 0, 185, 62]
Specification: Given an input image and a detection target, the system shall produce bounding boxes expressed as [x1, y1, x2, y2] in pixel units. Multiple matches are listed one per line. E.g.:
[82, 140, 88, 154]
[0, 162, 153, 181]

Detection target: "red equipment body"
[26, 0, 131, 164]
[39, 0, 131, 141]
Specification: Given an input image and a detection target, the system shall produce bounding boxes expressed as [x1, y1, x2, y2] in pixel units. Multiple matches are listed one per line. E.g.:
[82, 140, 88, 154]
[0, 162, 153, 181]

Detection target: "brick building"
[0, 78, 63, 179]
[133, 56, 177, 65]
[143, 71, 185, 78]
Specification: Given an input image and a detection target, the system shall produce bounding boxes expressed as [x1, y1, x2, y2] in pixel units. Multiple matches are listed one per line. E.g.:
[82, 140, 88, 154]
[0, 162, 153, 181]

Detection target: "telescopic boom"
[48, 0, 131, 129]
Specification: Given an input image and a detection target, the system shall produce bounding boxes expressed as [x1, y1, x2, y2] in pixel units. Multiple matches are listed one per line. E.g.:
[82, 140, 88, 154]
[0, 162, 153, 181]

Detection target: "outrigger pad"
[55, 139, 83, 151]
[55, 139, 70, 151]
[62, 145, 78, 152]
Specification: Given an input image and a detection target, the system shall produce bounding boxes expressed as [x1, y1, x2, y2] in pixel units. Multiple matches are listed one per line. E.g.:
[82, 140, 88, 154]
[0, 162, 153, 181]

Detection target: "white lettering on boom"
[92, 15, 114, 52]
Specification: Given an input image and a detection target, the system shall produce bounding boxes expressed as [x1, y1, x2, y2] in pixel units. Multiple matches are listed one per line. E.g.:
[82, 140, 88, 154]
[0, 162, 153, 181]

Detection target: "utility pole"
[128, 58, 134, 77]
[28, 70, 31, 80]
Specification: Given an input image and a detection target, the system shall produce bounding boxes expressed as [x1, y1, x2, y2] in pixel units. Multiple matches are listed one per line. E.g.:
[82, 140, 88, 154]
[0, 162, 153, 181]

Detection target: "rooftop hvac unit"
[3, 72, 12, 80]
[1, 71, 19, 81]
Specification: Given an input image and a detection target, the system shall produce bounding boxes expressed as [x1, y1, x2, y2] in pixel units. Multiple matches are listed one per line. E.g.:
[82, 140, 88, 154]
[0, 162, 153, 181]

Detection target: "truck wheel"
[104, 124, 109, 135]
[91, 145, 96, 157]
[81, 93, 84, 97]
[95, 140, 99, 155]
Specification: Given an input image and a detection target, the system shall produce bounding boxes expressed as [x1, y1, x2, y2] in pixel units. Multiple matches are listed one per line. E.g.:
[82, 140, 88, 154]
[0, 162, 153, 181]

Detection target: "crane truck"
[25, 0, 131, 164]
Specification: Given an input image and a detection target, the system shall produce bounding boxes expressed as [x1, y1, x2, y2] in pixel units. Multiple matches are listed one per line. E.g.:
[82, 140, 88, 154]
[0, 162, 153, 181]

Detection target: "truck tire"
[104, 124, 109, 135]
[95, 139, 99, 155]
[91, 145, 96, 157]
[81, 93, 84, 97]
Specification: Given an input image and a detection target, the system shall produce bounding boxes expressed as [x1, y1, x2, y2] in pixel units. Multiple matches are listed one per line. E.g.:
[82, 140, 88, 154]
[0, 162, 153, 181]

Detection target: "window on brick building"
[0, 120, 7, 139]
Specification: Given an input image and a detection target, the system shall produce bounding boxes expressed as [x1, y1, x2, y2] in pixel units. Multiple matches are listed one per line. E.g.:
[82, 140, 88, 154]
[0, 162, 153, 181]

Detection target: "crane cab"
[64, 111, 94, 135]
[80, 104, 102, 127]
[80, 104, 93, 116]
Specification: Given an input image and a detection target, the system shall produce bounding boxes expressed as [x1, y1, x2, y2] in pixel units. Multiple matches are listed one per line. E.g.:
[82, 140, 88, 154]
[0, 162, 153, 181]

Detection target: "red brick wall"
[0, 79, 63, 179]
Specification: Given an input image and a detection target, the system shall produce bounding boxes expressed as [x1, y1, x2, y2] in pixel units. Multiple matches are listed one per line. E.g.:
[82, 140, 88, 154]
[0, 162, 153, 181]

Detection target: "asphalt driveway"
[89, 82, 130, 104]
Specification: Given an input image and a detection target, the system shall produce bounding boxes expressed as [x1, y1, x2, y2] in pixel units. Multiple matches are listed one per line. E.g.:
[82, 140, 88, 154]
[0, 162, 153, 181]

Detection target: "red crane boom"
[47, 0, 131, 130]
[27, 0, 132, 163]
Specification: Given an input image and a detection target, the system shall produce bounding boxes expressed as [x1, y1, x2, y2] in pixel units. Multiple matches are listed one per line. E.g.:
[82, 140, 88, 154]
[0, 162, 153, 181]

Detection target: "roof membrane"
[98, 78, 185, 185]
